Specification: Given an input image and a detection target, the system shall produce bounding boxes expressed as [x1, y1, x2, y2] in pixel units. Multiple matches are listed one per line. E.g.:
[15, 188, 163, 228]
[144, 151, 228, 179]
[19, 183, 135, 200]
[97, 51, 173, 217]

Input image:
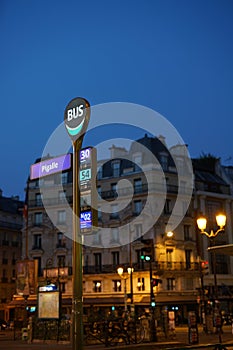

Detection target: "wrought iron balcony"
[29, 196, 73, 208]
[83, 261, 200, 275]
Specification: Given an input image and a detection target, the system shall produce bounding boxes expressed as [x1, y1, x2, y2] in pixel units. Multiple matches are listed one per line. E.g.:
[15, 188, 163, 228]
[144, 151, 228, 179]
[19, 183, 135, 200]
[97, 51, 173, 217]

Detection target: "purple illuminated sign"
[30, 154, 71, 180]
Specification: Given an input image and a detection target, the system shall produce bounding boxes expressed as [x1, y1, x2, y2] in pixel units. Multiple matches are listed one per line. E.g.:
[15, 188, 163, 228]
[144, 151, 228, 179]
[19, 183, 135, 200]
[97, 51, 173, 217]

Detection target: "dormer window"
[112, 161, 120, 177]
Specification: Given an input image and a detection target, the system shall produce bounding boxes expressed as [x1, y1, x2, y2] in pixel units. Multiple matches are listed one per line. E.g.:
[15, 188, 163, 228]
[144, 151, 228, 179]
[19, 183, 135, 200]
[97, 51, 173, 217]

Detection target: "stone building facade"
[14, 135, 233, 323]
[0, 190, 23, 321]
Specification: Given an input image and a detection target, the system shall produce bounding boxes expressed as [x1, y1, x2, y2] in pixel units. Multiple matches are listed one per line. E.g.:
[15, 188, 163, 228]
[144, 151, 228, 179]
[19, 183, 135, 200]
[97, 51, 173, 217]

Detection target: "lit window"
[93, 280, 102, 292]
[113, 280, 121, 292]
[137, 277, 145, 291]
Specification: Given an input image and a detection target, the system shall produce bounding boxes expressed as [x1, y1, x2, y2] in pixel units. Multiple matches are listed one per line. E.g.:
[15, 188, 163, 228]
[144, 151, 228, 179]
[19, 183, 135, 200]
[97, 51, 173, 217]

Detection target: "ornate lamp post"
[117, 267, 133, 312]
[196, 213, 226, 342]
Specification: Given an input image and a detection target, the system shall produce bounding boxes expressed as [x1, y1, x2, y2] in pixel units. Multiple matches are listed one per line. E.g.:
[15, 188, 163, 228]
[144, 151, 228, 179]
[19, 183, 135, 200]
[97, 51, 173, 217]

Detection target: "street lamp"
[117, 267, 133, 312]
[197, 213, 226, 342]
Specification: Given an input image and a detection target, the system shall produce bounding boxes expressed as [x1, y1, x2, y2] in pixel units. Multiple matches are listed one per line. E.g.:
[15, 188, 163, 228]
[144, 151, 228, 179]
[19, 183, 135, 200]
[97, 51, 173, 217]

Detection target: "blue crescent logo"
[65, 118, 85, 136]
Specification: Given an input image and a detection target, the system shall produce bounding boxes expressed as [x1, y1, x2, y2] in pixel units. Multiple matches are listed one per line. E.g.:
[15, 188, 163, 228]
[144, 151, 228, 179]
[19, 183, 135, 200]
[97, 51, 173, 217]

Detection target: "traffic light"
[152, 278, 162, 287]
[151, 295, 156, 307]
[140, 252, 151, 261]
[140, 239, 154, 261]
[201, 261, 209, 275]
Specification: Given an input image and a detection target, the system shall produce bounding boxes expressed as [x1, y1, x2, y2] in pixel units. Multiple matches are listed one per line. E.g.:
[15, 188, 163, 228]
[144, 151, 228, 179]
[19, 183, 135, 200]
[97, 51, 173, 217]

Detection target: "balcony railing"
[83, 261, 200, 275]
[0, 221, 22, 230]
[29, 196, 73, 208]
[27, 183, 193, 208]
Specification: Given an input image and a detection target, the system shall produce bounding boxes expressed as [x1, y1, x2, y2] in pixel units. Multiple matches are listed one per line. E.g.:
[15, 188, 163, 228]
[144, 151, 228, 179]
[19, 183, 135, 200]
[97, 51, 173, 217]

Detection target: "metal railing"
[83, 261, 200, 274]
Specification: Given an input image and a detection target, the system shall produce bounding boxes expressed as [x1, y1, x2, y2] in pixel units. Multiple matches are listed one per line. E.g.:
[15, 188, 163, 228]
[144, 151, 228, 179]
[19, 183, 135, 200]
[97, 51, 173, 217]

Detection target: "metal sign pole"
[64, 97, 90, 350]
[72, 138, 83, 350]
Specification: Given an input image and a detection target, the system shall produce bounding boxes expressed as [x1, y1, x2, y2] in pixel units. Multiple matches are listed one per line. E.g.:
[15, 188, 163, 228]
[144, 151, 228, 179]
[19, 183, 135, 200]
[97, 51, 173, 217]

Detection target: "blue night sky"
[1, 0, 233, 199]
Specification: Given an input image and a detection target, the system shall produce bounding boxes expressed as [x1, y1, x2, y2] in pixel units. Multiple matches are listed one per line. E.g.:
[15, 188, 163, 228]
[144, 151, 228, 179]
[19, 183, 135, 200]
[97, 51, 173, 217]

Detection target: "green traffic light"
[140, 254, 151, 261]
[151, 301, 156, 307]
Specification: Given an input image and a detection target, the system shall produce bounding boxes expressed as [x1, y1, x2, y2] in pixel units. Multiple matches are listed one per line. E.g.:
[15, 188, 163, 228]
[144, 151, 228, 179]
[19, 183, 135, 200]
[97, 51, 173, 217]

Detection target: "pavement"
[0, 325, 233, 350]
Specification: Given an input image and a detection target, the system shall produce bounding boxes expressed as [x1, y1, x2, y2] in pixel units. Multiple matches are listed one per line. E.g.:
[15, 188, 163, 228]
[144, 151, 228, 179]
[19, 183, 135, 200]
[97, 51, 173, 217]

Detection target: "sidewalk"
[0, 325, 233, 350]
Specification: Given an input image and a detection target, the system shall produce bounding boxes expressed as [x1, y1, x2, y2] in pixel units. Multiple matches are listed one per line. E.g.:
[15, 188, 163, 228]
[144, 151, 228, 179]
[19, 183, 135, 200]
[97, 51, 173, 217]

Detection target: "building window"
[35, 193, 42, 206]
[2, 269, 7, 283]
[134, 178, 142, 194]
[137, 277, 145, 291]
[134, 200, 142, 215]
[160, 154, 168, 171]
[113, 280, 121, 292]
[94, 253, 102, 272]
[186, 278, 193, 290]
[166, 249, 173, 269]
[164, 199, 171, 214]
[33, 234, 42, 249]
[34, 212, 43, 226]
[185, 249, 192, 269]
[110, 204, 119, 219]
[184, 225, 191, 240]
[111, 227, 120, 244]
[136, 249, 142, 264]
[59, 191, 66, 203]
[61, 172, 68, 184]
[215, 254, 228, 274]
[112, 251, 119, 266]
[112, 161, 120, 177]
[12, 252, 16, 265]
[134, 224, 142, 239]
[2, 251, 8, 265]
[58, 210, 66, 224]
[133, 154, 142, 171]
[93, 280, 102, 293]
[12, 233, 19, 247]
[2, 232, 8, 245]
[167, 278, 175, 291]
[57, 255, 65, 267]
[98, 206, 102, 221]
[57, 232, 66, 248]
[97, 166, 103, 180]
[111, 183, 118, 197]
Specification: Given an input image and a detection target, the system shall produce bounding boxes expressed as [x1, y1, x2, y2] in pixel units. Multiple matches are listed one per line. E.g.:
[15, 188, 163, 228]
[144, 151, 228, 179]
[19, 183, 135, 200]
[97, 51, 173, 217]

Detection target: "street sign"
[30, 154, 71, 180]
